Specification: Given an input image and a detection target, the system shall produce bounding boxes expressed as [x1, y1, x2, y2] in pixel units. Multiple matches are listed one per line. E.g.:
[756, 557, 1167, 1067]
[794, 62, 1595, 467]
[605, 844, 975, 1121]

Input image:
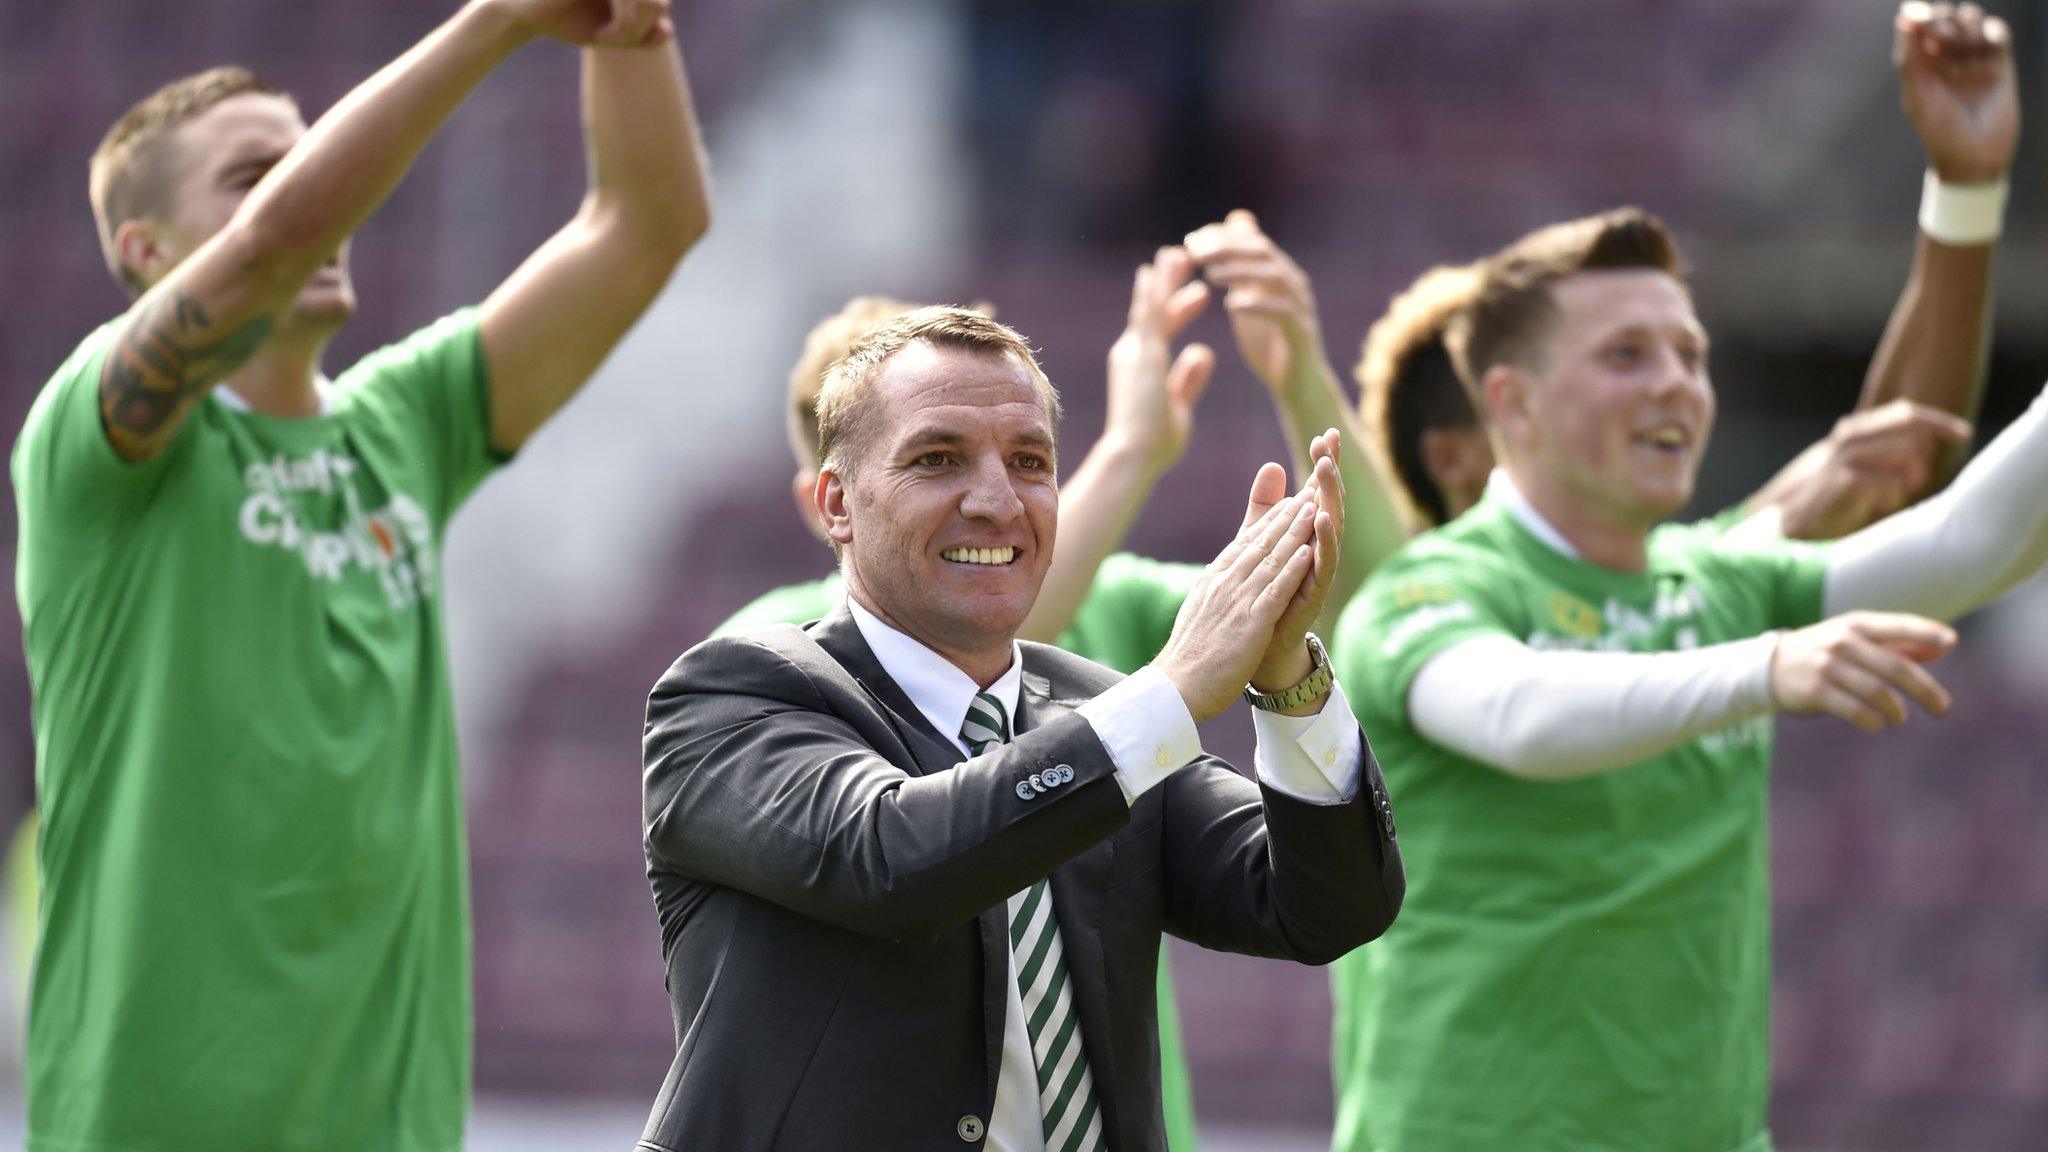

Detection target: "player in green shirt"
[1352, 100, 2003, 546]
[1330, 14, 2017, 1150]
[11, 3, 708, 1149]
[1331, 21, 2037, 1143]
[722, 214, 1410, 1148]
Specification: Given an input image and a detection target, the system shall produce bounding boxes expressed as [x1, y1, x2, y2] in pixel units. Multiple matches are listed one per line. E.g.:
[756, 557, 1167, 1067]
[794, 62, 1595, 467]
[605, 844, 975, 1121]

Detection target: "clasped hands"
[1155, 429, 1347, 721]
[480, 0, 676, 49]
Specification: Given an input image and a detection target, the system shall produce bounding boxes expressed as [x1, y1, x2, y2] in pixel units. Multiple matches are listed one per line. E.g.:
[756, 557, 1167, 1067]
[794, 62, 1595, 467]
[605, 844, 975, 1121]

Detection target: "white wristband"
[1919, 169, 2008, 247]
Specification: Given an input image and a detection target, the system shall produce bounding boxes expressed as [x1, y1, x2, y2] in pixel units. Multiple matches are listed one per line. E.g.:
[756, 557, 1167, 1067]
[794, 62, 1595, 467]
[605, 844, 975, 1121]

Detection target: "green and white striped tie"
[961, 692, 1108, 1152]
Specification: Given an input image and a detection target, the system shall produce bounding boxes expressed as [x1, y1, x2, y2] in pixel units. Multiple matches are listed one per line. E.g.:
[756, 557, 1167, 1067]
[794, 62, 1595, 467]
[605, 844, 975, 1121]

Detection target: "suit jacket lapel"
[1018, 660, 1124, 1145]
[810, 603, 1013, 1107]
[809, 603, 964, 778]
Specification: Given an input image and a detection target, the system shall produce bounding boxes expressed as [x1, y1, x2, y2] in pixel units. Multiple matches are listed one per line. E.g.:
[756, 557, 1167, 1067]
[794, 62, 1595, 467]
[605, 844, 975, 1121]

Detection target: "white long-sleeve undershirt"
[1409, 633, 1780, 779]
[1409, 383, 2048, 778]
[1823, 382, 2048, 619]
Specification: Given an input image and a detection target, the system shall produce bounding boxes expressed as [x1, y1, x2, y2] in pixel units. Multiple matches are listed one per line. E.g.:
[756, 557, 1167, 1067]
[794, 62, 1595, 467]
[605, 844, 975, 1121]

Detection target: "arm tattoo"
[98, 286, 274, 458]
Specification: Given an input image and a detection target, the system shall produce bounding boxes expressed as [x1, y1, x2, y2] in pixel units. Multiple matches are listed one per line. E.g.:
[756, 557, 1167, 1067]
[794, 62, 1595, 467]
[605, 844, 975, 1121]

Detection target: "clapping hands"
[1154, 430, 1347, 720]
[487, 0, 675, 49]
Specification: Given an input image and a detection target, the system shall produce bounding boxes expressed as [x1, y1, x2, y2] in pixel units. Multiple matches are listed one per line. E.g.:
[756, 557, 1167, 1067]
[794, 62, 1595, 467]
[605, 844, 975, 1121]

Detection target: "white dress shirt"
[846, 598, 1362, 1150]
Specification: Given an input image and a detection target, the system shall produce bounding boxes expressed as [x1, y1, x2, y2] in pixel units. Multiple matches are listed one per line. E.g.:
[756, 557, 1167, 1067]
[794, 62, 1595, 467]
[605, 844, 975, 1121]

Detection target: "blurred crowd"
[6, 1, 2048, 1148]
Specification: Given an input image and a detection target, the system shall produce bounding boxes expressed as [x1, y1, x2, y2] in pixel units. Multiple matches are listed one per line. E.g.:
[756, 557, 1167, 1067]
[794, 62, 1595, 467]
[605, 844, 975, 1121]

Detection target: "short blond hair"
[90, 66, 290, 296]
[787, 296, 1000, 468]
[1355, 263, 1483, 528]
[816, 306, 1061, 483]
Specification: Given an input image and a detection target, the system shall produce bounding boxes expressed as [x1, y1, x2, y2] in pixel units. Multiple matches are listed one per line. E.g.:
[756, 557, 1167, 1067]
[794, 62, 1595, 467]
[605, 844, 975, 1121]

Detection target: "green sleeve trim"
[14, 323, 190, 545]
[350, 306, 502, 523]
[445, 306, 512, 468]
[475, 329, 515, 468]
[1779, 544, 1831, 630]
[1336, 555, 1515, 731]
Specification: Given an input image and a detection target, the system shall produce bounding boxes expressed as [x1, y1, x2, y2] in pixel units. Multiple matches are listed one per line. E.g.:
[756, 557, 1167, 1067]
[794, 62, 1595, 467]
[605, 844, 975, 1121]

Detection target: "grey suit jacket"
[638, 604, 1403, 1151]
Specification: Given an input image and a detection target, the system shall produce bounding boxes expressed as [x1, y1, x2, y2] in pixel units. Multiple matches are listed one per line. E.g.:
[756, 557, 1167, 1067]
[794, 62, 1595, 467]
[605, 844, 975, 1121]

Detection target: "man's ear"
[816, 466, 854, 548]
[112, 218, 171, 293]
[791, 467, 828, 542]
[1483, 363, 1535, 450]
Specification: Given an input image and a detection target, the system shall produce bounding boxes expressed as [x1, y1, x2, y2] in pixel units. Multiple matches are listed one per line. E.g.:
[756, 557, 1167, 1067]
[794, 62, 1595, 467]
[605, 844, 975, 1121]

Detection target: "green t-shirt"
[1328, 491, 1828, 1152]
[713, 550, 1205, 1151]
[12, 310, 500, 1152]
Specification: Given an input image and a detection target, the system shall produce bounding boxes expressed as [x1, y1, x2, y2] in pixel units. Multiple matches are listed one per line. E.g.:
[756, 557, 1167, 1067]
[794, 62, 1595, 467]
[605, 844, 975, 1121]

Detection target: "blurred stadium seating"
[6, 1, 2048, 1147]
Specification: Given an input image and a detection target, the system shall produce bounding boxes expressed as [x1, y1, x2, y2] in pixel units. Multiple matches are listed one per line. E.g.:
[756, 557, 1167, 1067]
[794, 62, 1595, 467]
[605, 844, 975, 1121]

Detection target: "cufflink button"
[1016, 782, 1035, 801]
[1155, 748, 1170, 767]
[1323, 748, 1337, 766]
[957, 1114, 985, 1142]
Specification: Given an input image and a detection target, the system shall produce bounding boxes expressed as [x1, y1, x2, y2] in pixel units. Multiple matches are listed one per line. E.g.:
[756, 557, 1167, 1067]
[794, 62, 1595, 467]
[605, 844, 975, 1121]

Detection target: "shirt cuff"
[1251, 679, 1362, 805]
[1074, 665, 1204, 805]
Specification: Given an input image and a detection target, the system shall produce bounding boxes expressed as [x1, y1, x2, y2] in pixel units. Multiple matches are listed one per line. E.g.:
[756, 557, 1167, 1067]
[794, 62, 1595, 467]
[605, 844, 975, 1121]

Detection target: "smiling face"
[1494, 269, 1714, 532]
[137, 93, 355, 328]
[823, 340, 1059, 666]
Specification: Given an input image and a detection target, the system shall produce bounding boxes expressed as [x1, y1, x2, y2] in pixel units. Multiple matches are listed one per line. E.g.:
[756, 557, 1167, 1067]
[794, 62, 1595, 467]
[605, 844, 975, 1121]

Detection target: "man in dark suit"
[640, 306, 1403, 1152]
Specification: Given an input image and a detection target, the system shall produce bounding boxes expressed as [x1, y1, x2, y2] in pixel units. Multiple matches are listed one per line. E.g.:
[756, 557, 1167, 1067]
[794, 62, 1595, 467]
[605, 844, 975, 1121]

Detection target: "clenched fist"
[1895, 1, 2019, 184]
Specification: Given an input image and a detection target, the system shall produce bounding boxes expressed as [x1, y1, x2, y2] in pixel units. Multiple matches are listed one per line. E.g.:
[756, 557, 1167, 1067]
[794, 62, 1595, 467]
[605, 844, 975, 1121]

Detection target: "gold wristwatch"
[1241, 633, 1334, 712]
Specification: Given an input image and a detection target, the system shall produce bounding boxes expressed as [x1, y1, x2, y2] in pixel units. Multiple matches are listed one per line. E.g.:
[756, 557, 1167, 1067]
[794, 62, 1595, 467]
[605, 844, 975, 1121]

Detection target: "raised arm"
[1184, 210, 1409, 627]
[1826, 380, 2048, 622]
[1859, 0, 2014, 444]
[98, 0, 663, 463]
[478, 21, 711, 453]
[1770, 3, 2039, 624]
[1018, 247, 1213, 642]
[1736, 2, 2015, 530]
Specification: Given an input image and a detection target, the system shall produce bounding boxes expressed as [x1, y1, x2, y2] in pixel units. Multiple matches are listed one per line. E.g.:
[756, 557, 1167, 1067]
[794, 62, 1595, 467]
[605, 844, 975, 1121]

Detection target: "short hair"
[816, 306, 1061, 484]
[1446, 207, 1685, 403]
[89, 66, 290, 296]
[1356, 263, 1484, 529]
[787, 297, 1000, 469]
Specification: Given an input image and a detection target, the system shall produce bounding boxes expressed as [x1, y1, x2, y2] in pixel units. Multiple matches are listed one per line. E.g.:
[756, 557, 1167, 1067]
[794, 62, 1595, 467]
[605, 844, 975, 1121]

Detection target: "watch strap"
[1242, 633, 1334, 712]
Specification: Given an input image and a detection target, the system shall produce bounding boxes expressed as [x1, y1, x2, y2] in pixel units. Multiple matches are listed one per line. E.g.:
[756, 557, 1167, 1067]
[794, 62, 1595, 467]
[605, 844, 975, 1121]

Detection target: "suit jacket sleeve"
[1158, 739, 1404, 965]
[643, 634, 1135, 944]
